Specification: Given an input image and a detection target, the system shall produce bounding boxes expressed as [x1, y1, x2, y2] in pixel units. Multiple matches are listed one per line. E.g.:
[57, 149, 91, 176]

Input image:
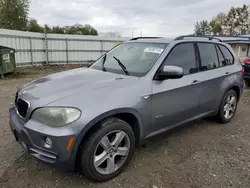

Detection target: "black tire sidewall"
[81, 118, 135, 182]
[218, 90, 238, 123]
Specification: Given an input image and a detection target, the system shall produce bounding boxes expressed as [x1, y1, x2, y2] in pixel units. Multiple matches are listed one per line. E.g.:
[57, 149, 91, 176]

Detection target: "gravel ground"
[1, 68, 250, 188]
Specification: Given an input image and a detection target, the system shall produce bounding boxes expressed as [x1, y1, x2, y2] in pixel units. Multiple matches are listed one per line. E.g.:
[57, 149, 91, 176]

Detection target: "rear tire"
[245, 80, 250, 87]
[80, 118, 135, 182]
[217, 90, 238, 123]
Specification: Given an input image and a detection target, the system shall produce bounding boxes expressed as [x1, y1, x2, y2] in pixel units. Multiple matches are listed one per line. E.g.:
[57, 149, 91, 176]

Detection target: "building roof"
[240, 34, 250, 37]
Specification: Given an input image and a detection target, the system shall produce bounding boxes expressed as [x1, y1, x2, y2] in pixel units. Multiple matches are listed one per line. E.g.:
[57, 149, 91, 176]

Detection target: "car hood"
[19, 68, 139, 106]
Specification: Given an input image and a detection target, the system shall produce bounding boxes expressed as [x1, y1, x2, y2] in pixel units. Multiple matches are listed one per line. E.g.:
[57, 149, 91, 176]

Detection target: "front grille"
[16, 99, 29, 118]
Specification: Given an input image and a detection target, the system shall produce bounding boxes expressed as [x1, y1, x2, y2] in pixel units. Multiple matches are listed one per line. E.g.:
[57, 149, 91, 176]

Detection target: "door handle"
[192, 80, 199, 84]
[225, 72, 230, 75]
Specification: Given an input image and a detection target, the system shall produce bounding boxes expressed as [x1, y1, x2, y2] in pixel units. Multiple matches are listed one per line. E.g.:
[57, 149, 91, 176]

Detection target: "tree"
[27, 22, 99, 35]
[209, 19, 222, 35]
[0, 0, 29, 30]
[214, 13, 227, 35]
[209, 13, 227, 35]
[235, 4, 249, 35]
[219, 4, 249, 35]
[81, 24, 98, 35]
[0, 0, 99, 35]
[194, 5, 250, 36]
[43, 24, 54, 33]
[64, 24, 98, 35]
[224, 7, 239, 35]
[216, 13, 227, 26]
[27, 19, 44, 33]
[194, 20, 211, 35]
[52, 26, 65, 34]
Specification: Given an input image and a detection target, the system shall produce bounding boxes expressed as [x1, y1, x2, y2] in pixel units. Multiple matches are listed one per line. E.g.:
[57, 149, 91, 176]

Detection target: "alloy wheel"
[223, 93, 237, 120]
[93, 130, 131, 175]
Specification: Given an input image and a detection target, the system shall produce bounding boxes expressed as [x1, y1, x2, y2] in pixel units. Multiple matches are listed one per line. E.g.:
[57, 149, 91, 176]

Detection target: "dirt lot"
[1, 67, 250, 188]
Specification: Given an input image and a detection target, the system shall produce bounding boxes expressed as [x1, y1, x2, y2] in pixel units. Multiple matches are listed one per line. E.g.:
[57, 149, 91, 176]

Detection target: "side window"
[218, 45, 234, 66]
[215, 45, 224, 66]
[164, 43, 198, 75]
[197, 43, 219, 71]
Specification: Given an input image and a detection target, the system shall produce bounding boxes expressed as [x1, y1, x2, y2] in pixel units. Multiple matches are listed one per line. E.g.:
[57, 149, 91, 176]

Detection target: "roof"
[224, 40, 250, 44]
[127, 37, 173, 43]
[192, 35, 250, 43]
[126, 36, 226, 44]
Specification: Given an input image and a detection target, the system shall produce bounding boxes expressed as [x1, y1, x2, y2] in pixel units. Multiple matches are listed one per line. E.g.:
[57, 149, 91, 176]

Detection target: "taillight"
[242, 68, 245, 76]
[243, 59, 250, 64]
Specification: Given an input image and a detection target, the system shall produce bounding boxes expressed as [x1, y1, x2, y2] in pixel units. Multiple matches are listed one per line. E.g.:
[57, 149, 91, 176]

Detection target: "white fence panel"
[32, 52, 45, 63]
[49, 51, 66, 62]
[0, 29, 129, 66]
[32, 39, 44, 49]
[48, 40, 66, 50]
[103, 41, 117, 51]
[16, 51, 31, 64]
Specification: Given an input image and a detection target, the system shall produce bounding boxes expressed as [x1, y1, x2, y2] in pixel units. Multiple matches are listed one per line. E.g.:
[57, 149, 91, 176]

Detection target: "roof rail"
[130, 37, 164, 41]
[175, 34, 222, 42]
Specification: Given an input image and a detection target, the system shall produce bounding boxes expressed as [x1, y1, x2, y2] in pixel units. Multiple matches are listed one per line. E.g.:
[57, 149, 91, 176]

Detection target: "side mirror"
[155, 65, 184, 80]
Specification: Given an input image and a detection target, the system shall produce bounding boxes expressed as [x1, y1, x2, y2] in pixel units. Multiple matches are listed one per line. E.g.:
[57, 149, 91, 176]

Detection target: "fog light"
[45, 137, 52, 148]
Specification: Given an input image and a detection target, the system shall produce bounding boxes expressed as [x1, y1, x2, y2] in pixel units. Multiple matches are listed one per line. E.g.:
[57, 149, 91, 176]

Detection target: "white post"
[238, 45, 241, 57]
[44, 26, 49, 64]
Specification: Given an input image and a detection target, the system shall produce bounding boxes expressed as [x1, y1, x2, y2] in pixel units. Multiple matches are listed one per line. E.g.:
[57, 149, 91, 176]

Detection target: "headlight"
[32, 107, 81, 127]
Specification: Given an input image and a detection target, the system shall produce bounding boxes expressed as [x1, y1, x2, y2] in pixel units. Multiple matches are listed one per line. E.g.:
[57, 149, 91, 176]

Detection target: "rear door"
[196, 42, 235, 114]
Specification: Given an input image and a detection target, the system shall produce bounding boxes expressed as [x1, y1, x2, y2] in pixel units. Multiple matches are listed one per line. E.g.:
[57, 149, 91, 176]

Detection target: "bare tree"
[194, 20, 211, 35]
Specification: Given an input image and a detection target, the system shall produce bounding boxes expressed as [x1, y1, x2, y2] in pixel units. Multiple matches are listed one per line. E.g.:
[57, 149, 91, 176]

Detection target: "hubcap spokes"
[223, 94, 236, 120]
[94, 131, 130, 175]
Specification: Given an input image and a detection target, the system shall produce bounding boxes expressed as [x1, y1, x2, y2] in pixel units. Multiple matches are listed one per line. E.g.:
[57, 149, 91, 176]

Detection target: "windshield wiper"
[113, 56, 129, 75]
[102, 54, 107, 71]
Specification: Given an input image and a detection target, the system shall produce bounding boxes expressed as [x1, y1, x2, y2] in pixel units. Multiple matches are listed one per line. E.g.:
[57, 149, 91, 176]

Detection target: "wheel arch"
[226, 85, 241, 102]
[215, 83, 241, 116]
[72, 108, 144, 169]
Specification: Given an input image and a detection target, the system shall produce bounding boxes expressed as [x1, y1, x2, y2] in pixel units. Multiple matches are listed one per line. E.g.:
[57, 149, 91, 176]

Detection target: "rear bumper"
[9, 107, 77, 172]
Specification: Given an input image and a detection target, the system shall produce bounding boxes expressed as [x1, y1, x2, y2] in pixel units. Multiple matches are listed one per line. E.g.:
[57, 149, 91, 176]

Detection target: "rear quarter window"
[218, 45, 234, 66]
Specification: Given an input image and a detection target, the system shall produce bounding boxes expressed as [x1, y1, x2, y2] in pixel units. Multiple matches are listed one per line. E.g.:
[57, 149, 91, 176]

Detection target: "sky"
[30, 0, 250, 37]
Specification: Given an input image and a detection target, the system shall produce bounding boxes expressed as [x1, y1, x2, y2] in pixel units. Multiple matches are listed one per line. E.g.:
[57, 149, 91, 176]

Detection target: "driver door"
[152, 42, 203, 132]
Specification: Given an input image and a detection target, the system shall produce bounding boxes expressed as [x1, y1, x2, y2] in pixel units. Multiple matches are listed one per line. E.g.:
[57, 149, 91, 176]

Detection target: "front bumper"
[9, 107, 77, 171]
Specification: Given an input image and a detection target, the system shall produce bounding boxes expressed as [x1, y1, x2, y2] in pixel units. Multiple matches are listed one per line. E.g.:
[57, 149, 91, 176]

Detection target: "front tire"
[217, 90, 238, 123]
[80, 118, 135, 182]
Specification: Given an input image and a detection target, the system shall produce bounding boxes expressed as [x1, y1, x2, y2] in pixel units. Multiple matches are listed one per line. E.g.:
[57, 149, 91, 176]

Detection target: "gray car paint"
[9, 38, 244, 170]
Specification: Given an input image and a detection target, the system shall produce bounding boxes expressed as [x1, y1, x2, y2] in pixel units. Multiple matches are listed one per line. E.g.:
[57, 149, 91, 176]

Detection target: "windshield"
[91, 42, 168, 77]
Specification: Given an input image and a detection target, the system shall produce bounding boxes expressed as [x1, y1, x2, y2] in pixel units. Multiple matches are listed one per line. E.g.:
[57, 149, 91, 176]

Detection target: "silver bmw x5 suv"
[9, 36, 244, 182]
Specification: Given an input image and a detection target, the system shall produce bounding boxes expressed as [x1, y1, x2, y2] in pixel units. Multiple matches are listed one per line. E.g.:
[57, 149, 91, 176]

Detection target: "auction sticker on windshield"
[144, 47, 164, 54]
